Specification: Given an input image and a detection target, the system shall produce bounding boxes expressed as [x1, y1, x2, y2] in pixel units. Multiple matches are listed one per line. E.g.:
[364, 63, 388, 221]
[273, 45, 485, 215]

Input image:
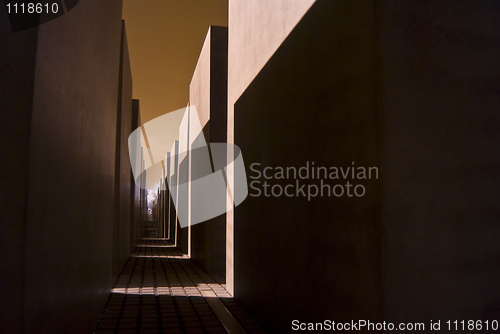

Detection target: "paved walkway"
[93, 238, 266, 334]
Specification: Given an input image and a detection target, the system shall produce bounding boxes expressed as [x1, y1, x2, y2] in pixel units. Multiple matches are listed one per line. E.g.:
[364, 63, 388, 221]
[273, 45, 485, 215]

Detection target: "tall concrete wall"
[164, 155, 171, 239]
[120, 21, 135, 259]
[177, 112, 190, 254]
[227, 0, 316, 295]
[0, 0, 143, 332]
[231, 0, 500, 333]
[158, 174, 164, 237]
[113, 20, 134, 277]
[24, 1, 124, 332]
[0, 7, 39, 334]
[227, 0, 316, 110]
[189, 26, 228, 277]
[233, 1, 381, 332]
[377, 0, 500, 323]
[131, 99, 142, 246]
[166, 153, 176, 241]
[169, 141, 180, 246]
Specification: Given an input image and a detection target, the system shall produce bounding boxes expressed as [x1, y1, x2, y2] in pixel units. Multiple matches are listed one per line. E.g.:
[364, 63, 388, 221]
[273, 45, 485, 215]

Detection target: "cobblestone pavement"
[93, 238, 266, 334]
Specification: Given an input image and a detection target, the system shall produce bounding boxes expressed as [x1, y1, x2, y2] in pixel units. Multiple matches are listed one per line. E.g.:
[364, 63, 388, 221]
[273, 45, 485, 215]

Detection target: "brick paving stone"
[139, 330, 161, 334]
[163, 329, 182, 334]
[96, 323, 116, 330]
[93, 238, 266, 333]
[205, 328, 227, 334]
[119, 323, 137, 330]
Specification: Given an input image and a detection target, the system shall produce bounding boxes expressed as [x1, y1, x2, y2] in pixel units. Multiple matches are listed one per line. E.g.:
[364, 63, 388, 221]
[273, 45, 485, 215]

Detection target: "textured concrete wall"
[189, 31, 210, 264]
[377, 0, 500, 323]
[189, 26, 228, 277]
[227, 0, 316, 295]
[113, 20, 134, 277]
[191, 30, 211, 129]
[131, 99, 142, 246]
[0, 7, 39, 334]
[0, 0, 127, 333]
[178, 112, 190, 254]
[231, 0, 500, 333]
[158, 175, 164, 237]
[227, 0, 316, 110]
[169, 141, 180, 246]
[233, 1, 381, 332]
[164, 155, 171, 239]
[166, 152, 176, 241]
[209, 27, 228, 146]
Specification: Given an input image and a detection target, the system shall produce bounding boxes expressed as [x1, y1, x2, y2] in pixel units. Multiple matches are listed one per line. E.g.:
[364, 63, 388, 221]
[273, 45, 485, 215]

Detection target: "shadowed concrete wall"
[113, 20, 134, 277]
[141, 149, 148, 236]
[131, 99, 142, 247]
[0, 0, 137, 332]
[232, 0, 500, 333]
[164, 154, 171, 239]
[189, 26, 228, 277]
[24, 0, 124, 331]
[178, 113, 190, 254]
[234, 1, 381, 332]
[169, 141, 180, 246]
[377, 0, 500, 323]
[158, 175, 165, 237]
[167, 157, 177, 242]
[0, 7, 39, 334]
[227, 0, 316, 295]
[120, 22, 134, 257]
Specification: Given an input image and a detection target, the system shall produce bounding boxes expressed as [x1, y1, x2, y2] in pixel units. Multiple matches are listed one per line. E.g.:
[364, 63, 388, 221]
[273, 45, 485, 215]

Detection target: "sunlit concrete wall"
[119, 21, 135, 259]
[0, 0, 142, 332]
[164, 155, 171, 239]
[227, 0, 316, 296]
[189, 26, 228, 277]
[158, 170, 165, 238]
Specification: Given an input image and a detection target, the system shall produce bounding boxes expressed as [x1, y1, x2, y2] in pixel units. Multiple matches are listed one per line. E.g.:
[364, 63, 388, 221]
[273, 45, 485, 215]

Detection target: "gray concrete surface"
[233, 2, 381, 332]
[178, 113, 190, 255]
[23, 1, 124, 331]
[131, 99, 142, 248]
[226, 0, 316, 296]
[113, 20, 134, 278]
[377, 0, 500, 323]
[0, 7, 39, 334]
[0, 1, 144, 332]
[231, 0, 500, 333]
[169, 141, 180, 247]
[189, 26, 228, 278]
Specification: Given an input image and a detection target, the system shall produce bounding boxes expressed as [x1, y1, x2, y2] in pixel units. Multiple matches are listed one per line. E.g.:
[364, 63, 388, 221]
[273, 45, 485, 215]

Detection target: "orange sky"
[122, 0, 228, 124]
